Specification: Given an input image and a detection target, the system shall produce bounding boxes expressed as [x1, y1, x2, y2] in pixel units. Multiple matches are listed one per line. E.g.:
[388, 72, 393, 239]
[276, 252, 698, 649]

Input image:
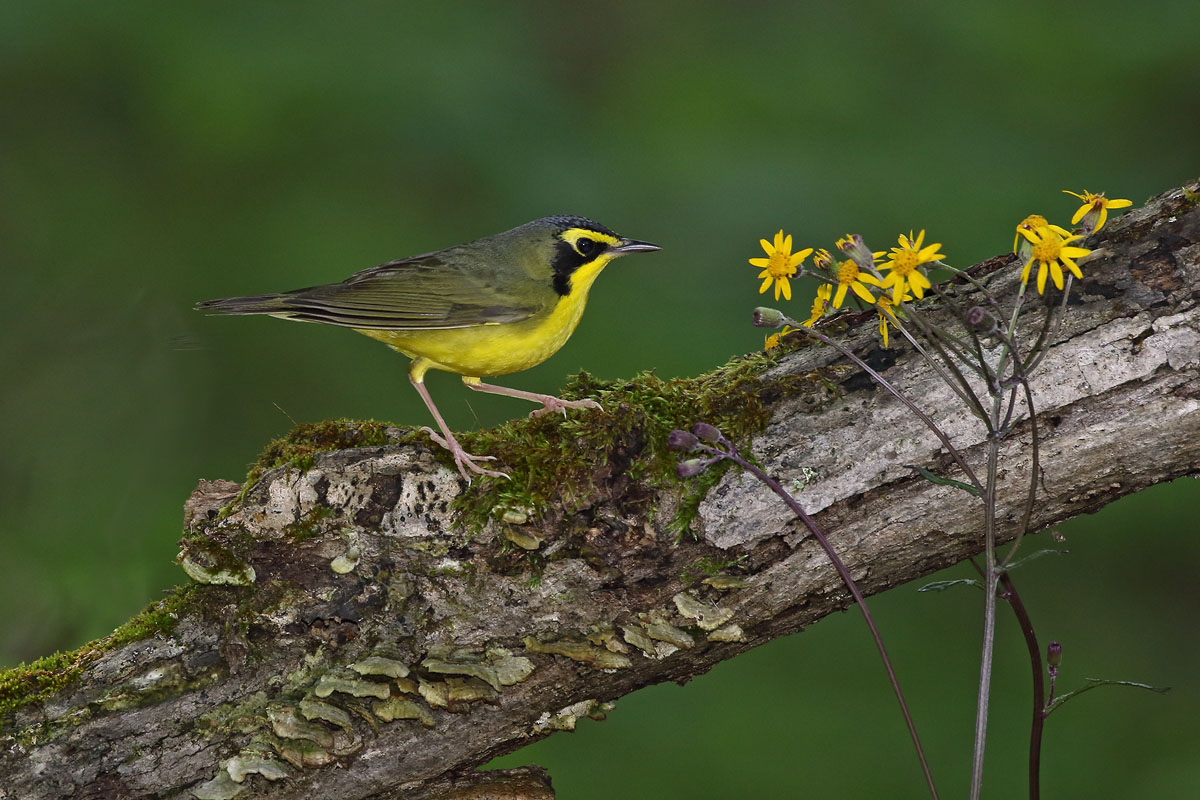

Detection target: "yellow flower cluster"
[1012, 189, 1129, 294]
[748, 187, 1131, 344]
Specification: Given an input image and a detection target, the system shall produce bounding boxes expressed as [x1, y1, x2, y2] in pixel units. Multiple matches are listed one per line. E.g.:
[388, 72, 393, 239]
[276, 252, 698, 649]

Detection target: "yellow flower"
[750, 230, 813, 301]
[803, 283, 833, 326]
[1018, 224, 1091, 294]
[875, 291, 908, 348]
[879, 230, 942, 301]
[832, 259, 881, 309]
[1064, 189, 1132, 234]
[1013, 214, 1048, 254]
[764, 324, 799, 350]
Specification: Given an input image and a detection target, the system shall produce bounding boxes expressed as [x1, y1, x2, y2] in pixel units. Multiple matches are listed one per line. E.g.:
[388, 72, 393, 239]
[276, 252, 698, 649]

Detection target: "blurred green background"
[3, 1, 1198, 796]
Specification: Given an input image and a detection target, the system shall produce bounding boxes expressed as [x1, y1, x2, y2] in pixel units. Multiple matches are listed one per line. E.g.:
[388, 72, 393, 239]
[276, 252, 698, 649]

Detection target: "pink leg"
[410, 374, 509, 481]
[464, 379, 603, 418]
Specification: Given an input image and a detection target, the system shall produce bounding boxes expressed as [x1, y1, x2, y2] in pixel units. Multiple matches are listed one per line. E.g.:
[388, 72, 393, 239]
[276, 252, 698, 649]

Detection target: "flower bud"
[836, 233, 876, 271]
[667, 429, 701, 452]
[1046, 641, 1062, 668]
[753, 307, 784, 328]
[676, 459, 709, 479]
[965, 306, 994, 332]
[812, 248, 835, 272]
[692, 422, 722, 443]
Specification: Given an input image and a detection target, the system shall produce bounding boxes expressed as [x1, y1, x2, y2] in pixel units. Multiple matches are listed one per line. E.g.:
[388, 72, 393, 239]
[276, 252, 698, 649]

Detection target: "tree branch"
[3, 180, 1199, 800]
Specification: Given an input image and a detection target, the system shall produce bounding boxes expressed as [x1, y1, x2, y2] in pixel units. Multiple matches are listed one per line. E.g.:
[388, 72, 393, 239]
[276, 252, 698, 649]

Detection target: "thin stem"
[998, 572, 1045, 800]
[787, 316, 984, 494]
[890, 318, 989, 422]
[718, 443, 939, 800]
[1022, 280, 1071, 376]
[901, 309, 992, 427]
[1001, 377, 1041, 568]
[969, 401, 1003, 800]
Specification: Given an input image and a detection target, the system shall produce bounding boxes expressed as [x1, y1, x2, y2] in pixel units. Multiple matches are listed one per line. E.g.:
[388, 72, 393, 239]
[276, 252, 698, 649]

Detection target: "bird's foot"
[418, 427, 510, 481]
[529, 396, 603, 419]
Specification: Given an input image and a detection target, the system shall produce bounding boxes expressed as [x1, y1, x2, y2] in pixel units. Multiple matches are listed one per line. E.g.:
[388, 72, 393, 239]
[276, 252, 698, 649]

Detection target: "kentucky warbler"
[197, 215, 660, 480]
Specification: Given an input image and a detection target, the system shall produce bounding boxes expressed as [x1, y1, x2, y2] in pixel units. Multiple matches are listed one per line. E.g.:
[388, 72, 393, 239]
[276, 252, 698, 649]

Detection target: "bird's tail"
[195, 293, 292, 315]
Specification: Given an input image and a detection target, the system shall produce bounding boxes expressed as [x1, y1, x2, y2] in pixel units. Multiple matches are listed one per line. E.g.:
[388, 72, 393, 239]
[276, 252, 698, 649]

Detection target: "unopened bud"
[1046, 641, 1062, 668]
[753, 307, 784, 328]
[692, 422, 722, 443]
[836, 233, 876, 271]
[812, 248, 835, 272]
[667, 429, 701, 452]
[676, 459, 709, 479]
[965, 306, 993, 331]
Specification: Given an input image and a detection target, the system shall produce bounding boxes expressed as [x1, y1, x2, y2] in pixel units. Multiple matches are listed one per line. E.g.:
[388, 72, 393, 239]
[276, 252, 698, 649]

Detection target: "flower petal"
[833, 282, 849, 308]
[789, 247, 813, 267]
[749, 257, 770, 267]
[1050, 262, 1064, 290]
[759, 275, 773, 294]
[852, 281, 877, 304]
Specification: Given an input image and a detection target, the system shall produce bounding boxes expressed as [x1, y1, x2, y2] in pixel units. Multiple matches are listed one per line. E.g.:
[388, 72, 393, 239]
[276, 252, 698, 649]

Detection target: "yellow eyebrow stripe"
[560, 227, 620, 250]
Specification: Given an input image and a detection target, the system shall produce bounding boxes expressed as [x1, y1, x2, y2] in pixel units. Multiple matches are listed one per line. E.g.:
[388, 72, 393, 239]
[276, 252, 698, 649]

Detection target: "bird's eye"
[574, 237, 600, 258]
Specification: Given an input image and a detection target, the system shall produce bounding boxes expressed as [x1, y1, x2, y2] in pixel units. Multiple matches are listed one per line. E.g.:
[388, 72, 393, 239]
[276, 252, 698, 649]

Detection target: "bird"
[196, 215, 661, 480]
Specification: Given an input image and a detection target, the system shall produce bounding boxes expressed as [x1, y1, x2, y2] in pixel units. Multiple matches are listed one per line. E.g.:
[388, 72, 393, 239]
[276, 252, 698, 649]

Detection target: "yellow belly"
[356, 291, 589, 378]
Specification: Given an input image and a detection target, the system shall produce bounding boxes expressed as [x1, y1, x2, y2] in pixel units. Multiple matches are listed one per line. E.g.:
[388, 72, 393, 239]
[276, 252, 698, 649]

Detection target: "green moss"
[452, 350, 817, 535]
[1179, 185, 1200, 210]
[0, 586, 199, 720]
[283, 504, 335, 542]
[680, 554, 749, 584]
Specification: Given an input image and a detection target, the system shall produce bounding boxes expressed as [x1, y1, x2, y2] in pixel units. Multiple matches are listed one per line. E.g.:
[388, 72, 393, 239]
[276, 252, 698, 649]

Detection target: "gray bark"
[2, 181, 1198, 800]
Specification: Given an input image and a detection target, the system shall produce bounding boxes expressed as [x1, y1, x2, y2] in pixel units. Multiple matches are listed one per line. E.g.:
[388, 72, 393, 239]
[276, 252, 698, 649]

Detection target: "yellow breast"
[356, 254, 611, 378]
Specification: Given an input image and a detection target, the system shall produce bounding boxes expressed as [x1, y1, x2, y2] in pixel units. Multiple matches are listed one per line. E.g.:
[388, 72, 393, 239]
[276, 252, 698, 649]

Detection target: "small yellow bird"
[197, 215, 660, 479]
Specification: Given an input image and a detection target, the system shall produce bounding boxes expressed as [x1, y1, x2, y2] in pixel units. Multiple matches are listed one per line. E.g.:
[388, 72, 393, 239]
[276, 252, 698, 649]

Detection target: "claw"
[418, 427, 509, 481]
[529, 397, 604, 419]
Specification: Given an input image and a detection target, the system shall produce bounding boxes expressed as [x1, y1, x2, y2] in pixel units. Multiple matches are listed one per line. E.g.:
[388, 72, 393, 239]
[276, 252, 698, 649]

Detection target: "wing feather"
[197, 252, 546, 330]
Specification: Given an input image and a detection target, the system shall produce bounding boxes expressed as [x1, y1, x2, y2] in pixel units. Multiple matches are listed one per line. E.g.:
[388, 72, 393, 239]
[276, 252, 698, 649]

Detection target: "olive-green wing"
[197, 252, 545, 330]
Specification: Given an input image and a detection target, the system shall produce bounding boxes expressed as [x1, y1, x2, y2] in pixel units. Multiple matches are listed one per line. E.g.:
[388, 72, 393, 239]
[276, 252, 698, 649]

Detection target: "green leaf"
[1003, 548, 1070, 572]
[918, 578, 983, 593]
[907, 465, 982, 497]
[1047, 678, 1171, 715]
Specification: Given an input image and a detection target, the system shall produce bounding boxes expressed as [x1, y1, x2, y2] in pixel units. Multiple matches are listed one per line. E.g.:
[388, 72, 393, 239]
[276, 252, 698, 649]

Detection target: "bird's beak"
[611, 238, 662, 254]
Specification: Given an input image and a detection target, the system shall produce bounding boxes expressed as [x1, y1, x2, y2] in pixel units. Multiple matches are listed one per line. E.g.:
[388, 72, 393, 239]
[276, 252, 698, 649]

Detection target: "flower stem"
[968, 411, 1002, 800]
[721, 445, 940, 800]
[998, 572, 1044, 800]
[786, 316, 983, 494]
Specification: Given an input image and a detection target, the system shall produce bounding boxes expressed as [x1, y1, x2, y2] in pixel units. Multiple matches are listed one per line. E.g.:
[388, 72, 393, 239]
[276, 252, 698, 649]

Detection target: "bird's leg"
[409, 370, 509, 481]
[462, 377, 603, 418]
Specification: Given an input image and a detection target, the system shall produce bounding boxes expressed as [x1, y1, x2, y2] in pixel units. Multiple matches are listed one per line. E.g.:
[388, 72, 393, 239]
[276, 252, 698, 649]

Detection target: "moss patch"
[452, 351, 821, 534]
[0, 585, 199, 720]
